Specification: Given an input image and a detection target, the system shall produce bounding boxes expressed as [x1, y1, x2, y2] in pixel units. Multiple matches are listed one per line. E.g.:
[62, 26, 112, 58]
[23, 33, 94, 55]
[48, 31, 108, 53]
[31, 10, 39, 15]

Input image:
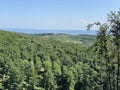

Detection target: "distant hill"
[0, 29, 96, 45]
[33, 33, 96, 45]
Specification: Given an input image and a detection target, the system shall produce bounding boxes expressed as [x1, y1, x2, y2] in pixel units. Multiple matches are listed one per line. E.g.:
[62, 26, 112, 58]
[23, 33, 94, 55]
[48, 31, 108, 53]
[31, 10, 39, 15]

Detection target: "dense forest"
[0, 10, 120, 90]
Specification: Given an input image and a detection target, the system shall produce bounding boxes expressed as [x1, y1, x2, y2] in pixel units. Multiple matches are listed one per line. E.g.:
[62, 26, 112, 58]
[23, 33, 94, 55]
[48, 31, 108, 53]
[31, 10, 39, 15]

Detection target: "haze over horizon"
[0, 0, 120, 30]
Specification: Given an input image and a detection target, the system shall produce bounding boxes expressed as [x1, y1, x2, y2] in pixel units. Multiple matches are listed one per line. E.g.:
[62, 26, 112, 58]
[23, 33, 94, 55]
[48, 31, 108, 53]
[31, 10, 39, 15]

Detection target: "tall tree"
[87, 23, 111, 90]
[108, 10, 120, 90]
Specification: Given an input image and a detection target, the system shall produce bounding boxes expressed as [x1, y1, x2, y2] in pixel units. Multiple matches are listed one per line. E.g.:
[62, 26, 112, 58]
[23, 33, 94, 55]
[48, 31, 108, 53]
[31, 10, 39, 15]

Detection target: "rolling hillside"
[32, 33, 96, 45]
[0, 30, 99, 90]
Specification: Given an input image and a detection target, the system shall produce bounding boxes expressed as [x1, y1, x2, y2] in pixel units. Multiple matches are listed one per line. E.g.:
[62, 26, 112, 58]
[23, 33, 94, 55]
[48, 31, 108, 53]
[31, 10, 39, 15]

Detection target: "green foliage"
[87, 9, 120, 90]
[0, 8, 120, 90]
[34, 34, 96, 46]
[0, 30, 99, 90]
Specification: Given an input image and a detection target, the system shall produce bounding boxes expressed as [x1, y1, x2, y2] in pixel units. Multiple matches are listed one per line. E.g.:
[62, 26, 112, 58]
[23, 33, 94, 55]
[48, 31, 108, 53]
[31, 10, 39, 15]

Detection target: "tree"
[108, 10, 120, 90]
[87, 23, 111, 90]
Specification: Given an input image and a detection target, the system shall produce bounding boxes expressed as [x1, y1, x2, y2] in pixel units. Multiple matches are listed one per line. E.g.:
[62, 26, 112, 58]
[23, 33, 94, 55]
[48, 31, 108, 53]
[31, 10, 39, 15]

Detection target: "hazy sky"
[0, 0, 120, 30]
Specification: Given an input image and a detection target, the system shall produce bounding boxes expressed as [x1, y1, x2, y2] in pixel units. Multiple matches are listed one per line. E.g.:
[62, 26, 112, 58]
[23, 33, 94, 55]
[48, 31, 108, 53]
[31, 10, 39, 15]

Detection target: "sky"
[0, 0, 120, 30]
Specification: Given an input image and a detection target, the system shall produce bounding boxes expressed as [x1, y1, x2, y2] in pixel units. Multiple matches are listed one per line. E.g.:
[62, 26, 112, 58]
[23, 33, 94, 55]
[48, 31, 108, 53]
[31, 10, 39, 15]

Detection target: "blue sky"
[0, 0, 120, 30]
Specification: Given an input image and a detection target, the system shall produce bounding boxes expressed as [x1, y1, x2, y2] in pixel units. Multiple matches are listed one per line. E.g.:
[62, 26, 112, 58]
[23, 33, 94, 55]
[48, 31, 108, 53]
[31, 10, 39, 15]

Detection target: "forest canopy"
[0, 9, 120, 90]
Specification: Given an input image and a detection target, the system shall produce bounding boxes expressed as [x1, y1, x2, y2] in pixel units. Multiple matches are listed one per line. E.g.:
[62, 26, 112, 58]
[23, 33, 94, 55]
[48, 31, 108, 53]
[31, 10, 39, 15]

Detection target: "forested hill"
[32, 33, 96, 46]
[0, 30, 100, 90]
[1, 9, 120, 90]
[0, 28, 119, 90]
